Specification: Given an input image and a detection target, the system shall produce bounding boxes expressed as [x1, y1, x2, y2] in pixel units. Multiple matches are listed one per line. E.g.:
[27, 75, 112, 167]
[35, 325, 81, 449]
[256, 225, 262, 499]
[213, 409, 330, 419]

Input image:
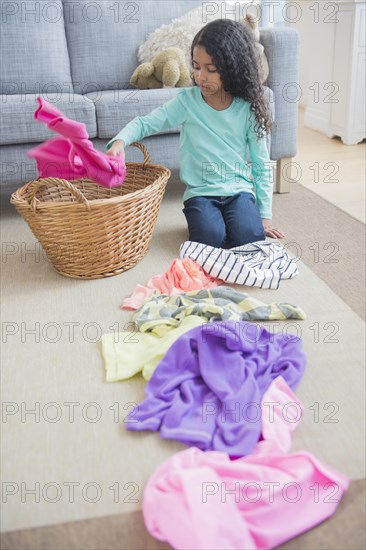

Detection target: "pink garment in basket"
[143, 377, 350, 550]
[27, 97, 126, 187]
[122, 257, 220, 310]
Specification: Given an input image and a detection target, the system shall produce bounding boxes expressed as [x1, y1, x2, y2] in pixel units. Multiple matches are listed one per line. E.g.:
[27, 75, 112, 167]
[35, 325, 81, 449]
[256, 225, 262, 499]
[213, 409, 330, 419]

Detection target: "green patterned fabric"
[133, 286, 306, 335]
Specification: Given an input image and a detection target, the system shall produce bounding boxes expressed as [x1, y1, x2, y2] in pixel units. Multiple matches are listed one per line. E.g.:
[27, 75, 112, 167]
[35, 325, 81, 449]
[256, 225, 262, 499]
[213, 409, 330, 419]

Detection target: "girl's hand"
[262, 219, 285, 239]
[106, 140, 125, 160]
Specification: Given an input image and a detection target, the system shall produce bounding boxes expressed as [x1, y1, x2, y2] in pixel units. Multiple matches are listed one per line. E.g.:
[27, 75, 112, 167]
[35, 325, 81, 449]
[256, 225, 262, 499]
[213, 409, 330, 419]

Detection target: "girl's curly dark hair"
[191, 19, 274, 139]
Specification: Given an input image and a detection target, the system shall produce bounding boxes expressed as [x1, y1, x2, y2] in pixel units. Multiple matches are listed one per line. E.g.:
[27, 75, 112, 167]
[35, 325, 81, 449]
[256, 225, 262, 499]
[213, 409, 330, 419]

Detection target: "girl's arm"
[106, 92, 187, 153]
[246, 112, 285, 239]
[246, 115, 273, 219]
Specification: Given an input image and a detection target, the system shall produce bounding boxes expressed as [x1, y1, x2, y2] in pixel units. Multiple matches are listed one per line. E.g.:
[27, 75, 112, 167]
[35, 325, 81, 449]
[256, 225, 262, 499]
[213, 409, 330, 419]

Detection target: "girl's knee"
[229, 232, 265, 247]
[226, 222, 265, 247]
[188, 226, 225, 248]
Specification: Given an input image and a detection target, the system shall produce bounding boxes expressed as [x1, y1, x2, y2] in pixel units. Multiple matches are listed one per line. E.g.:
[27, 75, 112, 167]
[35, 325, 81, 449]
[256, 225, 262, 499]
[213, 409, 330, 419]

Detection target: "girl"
[106, 18, 284, 247]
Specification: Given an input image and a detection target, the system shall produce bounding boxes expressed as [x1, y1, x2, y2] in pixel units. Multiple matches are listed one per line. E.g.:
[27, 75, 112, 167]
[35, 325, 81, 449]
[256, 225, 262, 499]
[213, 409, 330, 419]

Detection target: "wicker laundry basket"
[10, 142, 171, 279]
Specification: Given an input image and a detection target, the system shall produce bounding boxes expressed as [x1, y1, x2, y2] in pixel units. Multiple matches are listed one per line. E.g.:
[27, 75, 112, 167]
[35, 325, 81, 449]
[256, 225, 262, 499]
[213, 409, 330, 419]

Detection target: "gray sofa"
[0, 0, 299, 196]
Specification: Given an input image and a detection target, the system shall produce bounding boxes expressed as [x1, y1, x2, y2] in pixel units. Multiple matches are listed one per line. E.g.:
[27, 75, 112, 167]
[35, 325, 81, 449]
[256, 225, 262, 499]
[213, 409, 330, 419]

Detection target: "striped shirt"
[180, 241, 299, 289]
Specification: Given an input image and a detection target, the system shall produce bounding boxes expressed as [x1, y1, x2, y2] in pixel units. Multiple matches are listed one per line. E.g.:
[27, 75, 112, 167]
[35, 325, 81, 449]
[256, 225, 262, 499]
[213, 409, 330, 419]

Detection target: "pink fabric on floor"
[122, 257, 220, 310]
[143, 377, 350, 550]
[27, 97, 126, 188]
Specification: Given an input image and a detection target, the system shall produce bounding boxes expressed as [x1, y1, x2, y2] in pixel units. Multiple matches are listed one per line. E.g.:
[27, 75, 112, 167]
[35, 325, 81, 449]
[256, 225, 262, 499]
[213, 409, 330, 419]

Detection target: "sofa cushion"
[63, 0, 203, 93]
[1, 0, 73, 95]
[0, 94, 97, 145]
[86, 88, 183, 139]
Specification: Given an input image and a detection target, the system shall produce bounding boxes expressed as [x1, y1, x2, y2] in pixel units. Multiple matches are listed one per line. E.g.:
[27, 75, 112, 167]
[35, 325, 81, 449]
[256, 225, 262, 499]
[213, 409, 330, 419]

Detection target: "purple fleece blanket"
[126, 321, 306, 456]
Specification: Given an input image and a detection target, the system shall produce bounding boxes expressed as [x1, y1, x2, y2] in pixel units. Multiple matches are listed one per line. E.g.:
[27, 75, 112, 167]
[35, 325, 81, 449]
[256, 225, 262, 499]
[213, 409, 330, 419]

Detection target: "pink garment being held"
[27, 97, 126, 188]
[143, 377, 350, 550]
[122, 257, 220, 310]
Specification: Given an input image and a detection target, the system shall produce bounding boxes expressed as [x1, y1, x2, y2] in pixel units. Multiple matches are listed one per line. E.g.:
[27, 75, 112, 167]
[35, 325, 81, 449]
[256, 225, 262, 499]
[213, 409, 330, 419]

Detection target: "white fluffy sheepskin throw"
[138, 6, 231, 68]
[137, 5, 268, 85]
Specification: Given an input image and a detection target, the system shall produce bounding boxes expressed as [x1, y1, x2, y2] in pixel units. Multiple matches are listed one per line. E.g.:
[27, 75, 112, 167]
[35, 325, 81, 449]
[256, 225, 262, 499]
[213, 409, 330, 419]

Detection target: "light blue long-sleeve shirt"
[106, 86, 273, 218]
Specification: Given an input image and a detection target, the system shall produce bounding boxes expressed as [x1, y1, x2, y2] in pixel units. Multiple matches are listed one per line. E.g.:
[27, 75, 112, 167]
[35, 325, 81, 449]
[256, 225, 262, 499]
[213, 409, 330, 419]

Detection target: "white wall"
[286, 0, 365, 143]
[260, 0, 286, 27]
[285, 0, 339, 109]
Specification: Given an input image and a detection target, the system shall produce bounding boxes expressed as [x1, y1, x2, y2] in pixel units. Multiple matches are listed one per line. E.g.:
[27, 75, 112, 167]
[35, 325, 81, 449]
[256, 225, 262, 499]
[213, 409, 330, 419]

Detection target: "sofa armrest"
[260, 27, 300, 161]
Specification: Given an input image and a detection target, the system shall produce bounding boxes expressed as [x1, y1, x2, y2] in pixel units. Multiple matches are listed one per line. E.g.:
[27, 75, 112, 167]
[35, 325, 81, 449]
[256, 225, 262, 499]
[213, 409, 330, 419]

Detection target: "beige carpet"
[2, 480, 365, 550]
[1, 178, 365, 548]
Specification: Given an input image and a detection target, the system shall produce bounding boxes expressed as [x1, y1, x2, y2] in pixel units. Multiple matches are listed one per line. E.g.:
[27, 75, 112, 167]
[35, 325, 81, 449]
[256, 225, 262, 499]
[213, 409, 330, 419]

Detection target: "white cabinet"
[304, 0, 365, 145]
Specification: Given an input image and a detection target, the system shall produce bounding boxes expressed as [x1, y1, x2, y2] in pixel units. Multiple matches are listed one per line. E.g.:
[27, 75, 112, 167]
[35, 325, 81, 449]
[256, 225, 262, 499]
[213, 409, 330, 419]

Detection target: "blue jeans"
[183, 192, 265, 248]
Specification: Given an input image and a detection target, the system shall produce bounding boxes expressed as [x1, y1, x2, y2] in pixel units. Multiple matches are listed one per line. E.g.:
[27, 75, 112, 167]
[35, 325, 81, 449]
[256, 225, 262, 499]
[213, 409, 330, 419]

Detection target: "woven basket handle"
[26, 177, 90, 212]
[130, 142, 151, 168]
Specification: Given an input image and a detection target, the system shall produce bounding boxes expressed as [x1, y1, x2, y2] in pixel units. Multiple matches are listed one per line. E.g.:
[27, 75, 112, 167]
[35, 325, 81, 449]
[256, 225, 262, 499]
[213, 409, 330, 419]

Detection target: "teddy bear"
[130, 47, 192, 90]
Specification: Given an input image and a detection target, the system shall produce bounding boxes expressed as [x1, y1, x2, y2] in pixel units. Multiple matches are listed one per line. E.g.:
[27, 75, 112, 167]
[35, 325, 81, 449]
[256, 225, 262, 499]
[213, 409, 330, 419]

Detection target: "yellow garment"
[101, 315, 204, 381]
[102, 287, 306, 382]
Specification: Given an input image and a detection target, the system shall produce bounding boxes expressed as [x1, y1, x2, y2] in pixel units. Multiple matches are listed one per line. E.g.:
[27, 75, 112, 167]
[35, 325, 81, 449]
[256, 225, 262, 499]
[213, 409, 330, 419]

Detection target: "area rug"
[272, 181, 365, 321]
[1, 178, 365, 548]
